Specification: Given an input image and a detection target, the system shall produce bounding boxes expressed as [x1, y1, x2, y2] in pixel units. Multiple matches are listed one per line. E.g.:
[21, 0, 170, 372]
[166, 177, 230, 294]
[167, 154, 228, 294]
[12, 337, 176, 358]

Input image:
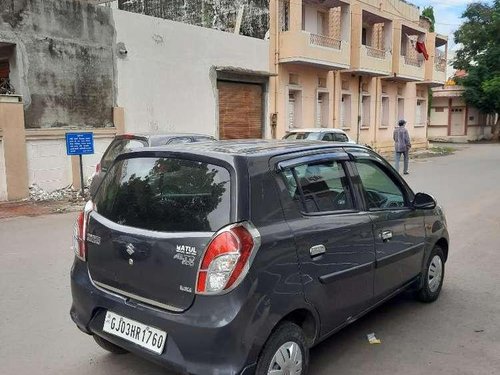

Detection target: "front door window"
[355, 159, 406, 209]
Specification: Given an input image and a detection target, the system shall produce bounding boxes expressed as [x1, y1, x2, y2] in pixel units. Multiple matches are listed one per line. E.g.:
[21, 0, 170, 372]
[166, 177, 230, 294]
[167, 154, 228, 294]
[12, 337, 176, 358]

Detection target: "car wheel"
[256, 322, 309, 375]
[417, 246, 445, 303]
[93, 335, 128, 355]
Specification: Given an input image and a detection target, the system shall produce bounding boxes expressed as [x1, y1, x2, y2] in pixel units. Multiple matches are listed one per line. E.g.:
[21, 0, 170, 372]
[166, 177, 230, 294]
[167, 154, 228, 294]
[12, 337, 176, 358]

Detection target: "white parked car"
[283, 128, 356, 144]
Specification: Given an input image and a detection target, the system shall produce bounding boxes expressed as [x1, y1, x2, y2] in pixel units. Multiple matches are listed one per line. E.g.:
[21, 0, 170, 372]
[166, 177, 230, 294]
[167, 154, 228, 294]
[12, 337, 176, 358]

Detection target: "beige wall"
[274, 65, 429, 152]
[430, 97, 449, 127]
[278, 64, 332, 135]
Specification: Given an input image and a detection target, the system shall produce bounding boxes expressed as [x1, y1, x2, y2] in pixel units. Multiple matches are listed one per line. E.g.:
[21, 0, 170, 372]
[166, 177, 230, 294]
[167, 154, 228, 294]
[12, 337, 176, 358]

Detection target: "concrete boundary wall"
[0, 101, 124, 201]
[24, 135, 116, 192]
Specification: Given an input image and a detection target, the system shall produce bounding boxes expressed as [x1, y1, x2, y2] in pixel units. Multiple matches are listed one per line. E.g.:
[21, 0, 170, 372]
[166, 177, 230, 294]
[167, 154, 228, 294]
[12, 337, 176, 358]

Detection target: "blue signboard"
[65, 132, 95, 156]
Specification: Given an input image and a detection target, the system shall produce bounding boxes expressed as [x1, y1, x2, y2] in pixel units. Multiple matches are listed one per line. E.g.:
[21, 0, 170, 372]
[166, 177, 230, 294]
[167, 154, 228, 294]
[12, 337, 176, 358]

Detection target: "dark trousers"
[395, 151, 409, 174]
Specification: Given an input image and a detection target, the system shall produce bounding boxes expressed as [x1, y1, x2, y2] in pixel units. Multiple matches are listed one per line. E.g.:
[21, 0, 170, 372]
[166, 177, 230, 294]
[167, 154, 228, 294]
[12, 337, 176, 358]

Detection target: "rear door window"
[285, 132, 310, 140]
[334, 133, 349, 142]
[282, 160, 354, 213]
[167, 137, 193, 144]
[101, 139, 146, 171]
[285, 132, 322, 140]
[322, 133, 334, 141]
[94, 157, 231, 232]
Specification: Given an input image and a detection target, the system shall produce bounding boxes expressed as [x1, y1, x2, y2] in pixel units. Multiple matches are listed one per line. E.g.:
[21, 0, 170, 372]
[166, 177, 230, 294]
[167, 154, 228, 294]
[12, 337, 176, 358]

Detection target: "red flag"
[415, 34, 429, 60]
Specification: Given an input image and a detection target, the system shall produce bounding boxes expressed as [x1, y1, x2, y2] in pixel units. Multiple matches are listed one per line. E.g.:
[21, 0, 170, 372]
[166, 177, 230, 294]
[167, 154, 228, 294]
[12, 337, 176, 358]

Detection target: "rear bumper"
[70, 259, 262, 375]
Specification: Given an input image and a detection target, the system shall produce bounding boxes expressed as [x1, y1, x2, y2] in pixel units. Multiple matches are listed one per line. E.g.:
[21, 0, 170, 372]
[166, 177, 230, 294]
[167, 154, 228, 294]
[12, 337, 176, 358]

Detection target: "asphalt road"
[1, 143, 499, 375]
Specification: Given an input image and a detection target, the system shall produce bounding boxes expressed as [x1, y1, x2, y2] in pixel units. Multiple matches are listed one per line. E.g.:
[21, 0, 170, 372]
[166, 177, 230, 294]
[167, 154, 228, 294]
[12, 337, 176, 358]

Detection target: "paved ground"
[1, 143, 499, 375]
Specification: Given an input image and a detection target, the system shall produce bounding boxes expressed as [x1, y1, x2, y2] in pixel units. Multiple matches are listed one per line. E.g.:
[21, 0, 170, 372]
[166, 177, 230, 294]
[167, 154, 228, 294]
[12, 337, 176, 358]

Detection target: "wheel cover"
[267, 341, 303, 375]
[428, 255, 443, 293]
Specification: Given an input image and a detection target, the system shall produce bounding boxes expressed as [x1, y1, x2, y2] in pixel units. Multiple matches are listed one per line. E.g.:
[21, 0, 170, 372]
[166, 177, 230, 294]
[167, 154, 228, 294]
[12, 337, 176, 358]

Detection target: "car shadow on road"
[308, 291, 429, 373]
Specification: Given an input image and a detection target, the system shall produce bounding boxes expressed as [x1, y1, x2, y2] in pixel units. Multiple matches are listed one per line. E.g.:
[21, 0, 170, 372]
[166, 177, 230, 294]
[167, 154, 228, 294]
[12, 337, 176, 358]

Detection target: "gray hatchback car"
[70, 140, 449, 375]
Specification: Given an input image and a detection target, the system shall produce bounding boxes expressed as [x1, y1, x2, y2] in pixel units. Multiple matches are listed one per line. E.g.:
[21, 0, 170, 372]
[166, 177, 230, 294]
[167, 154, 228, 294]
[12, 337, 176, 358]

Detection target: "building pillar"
[113, 107, 125, 134]
[350, 4, 362, 70]
[464, 105, 469, 136]
[333, 71, 342, 129]
[0, 98, 29, 201]
[447, 98, 452, 136]
[289, 0, 303, 32]
[392, 20, 402, 76]
[328, 71, 335, 128]
[373, 77, 382, 145]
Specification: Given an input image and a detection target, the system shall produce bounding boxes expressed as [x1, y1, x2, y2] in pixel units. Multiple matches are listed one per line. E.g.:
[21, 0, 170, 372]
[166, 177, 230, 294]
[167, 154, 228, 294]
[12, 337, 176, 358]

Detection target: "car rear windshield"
[94, 157, 231, 232]
[284, 132, 321, 140]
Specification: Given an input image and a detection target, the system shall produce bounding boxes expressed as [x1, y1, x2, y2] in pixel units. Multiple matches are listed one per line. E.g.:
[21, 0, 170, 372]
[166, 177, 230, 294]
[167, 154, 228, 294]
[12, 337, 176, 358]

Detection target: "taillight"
[196, 222, 260, 295]
[72, 200, 94, 261]
[95, 163, 101, 174]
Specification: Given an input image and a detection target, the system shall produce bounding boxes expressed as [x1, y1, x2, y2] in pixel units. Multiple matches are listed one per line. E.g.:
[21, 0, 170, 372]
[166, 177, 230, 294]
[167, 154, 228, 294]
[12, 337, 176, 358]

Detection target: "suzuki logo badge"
[126, 243, 135, 266]
[126, 243, 135, 256]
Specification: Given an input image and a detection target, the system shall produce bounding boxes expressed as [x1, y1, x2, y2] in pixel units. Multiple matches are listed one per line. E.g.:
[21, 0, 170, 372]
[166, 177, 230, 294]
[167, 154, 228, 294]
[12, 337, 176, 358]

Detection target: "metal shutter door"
[218, 81, 263, 140]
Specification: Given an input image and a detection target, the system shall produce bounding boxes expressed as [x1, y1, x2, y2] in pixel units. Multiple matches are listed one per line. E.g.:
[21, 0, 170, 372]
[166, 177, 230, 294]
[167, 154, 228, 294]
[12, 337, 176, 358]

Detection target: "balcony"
[349, 7, 393, 76]
[277, 0, 351, 69]
[279, 30, 350, 69]
[393, 23, 426, 81]
[358, 45, 392, 75]
[398, 53, 425, 81]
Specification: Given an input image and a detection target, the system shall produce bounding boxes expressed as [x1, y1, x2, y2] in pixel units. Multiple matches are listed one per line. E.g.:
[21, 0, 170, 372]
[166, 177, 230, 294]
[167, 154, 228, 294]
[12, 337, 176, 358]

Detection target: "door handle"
[310, 244, 326, 258]
[380, 230, 393, 242]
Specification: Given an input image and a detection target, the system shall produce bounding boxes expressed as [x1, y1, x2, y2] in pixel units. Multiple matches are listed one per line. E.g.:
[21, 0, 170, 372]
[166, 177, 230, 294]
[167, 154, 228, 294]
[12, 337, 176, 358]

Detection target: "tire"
[256, 322, 309, 375]
[93, 335, 128, 355]
[417, 246, 445, 303]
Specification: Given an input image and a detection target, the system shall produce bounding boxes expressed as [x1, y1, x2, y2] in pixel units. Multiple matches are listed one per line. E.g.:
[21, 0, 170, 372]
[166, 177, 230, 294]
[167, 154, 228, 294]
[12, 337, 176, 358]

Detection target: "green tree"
[454, 1, 500, 140]
[422, 6, 435, 32]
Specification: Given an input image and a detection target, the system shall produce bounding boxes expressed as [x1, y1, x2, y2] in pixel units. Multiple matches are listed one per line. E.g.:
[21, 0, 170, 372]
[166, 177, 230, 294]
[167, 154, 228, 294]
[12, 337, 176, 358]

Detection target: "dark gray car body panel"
[71, 140, 449, 375]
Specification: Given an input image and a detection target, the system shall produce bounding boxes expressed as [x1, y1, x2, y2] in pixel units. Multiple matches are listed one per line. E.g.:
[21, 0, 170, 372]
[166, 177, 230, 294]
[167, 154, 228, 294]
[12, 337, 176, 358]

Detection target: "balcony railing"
[403, 55, 423, 67]
[365, 46, 386, 59]
[0, 78, 14, 95]
[310, 33, 342, 50]
[435, 49, 447, 72]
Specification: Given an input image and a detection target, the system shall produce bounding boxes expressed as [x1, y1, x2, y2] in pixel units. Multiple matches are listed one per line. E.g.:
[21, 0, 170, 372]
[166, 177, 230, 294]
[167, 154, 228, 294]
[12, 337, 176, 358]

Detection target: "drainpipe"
[273, 0, 280, 139]
[374, 77, 378, 147]
[356, 76, 362, 143]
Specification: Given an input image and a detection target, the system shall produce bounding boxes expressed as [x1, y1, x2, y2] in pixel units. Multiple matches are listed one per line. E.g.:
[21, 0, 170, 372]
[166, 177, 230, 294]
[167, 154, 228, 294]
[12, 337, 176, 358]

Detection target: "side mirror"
[413, 192, 437, 210]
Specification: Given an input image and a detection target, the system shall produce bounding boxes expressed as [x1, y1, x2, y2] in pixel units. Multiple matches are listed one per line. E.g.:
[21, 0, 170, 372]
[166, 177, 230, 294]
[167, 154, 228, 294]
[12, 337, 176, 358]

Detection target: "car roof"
[286, 128, 347, 133]
[136, 140, 368, 160]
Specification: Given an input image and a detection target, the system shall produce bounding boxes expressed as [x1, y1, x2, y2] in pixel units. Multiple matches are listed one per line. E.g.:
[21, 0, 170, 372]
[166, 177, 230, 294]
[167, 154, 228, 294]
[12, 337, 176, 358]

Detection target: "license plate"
[102, 311, 167, 355]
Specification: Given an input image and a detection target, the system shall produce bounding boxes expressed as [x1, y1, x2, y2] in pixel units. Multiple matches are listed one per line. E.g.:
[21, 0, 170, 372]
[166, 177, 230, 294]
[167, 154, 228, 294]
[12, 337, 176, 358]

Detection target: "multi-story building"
[269, 0, 448, 152]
